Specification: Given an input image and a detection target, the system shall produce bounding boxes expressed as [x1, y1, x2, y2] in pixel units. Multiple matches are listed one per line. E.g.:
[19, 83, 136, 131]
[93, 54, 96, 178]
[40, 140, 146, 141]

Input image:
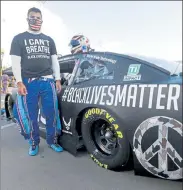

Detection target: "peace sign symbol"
[133, 116, 183, 180]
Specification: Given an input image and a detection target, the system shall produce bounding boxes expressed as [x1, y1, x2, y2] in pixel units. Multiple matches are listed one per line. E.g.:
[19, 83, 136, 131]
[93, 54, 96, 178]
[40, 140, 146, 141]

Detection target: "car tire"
[81, 108, 131, 170]
[5, 94, 14, 120]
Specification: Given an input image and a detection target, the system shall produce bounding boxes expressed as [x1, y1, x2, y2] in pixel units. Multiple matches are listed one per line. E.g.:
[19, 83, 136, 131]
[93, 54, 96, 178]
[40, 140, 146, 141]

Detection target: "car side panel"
[59, 82, 182, 179]
[59, 52, 182, 180]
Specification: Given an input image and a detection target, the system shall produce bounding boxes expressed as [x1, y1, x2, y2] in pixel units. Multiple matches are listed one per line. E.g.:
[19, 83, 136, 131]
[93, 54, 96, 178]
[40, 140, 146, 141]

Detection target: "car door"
[59, 52, 118, 135]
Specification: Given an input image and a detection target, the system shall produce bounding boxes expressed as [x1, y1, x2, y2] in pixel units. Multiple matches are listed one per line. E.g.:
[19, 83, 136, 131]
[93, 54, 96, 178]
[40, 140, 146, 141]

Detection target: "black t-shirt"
[10, 31, 57, 78]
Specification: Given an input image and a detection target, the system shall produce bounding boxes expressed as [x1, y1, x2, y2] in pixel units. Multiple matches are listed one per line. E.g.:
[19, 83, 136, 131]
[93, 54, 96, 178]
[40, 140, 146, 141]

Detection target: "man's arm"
[10, 36, 22, 84]
[11, 55, 22, 83]
[10, 35, 27, 95]
[51, 55, 61, 81]
[50, 37, 61, 81]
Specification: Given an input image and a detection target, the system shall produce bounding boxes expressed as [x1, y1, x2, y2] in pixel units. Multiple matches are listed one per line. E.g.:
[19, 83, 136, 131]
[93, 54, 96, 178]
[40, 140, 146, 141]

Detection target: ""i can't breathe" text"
[24, 39, 50, 54]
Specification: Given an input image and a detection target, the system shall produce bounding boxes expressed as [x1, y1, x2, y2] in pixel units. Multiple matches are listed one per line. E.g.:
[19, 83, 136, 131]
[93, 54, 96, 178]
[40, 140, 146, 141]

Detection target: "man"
[1, 74, 9, 94]
[10, 7, 63, 156]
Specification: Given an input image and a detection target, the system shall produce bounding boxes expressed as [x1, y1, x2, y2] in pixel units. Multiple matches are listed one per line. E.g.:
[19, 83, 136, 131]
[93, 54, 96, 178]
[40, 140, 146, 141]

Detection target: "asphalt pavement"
[0, 93, 182, 190]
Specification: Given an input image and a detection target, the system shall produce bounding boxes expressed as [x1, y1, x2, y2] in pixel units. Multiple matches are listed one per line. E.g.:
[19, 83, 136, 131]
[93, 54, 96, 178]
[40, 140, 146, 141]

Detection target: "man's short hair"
[27, 7, 42, 18]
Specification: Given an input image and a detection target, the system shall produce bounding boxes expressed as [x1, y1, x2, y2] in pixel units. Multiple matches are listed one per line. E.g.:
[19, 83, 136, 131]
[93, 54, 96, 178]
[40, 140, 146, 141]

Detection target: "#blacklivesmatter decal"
[24, 39, 50, 60]
[62, 84, 181, 111]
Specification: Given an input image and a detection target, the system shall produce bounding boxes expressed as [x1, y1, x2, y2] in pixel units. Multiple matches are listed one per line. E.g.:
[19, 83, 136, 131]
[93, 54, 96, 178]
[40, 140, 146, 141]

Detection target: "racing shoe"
[28, 139, 32, 145]
[29, 145, 39, 156]
[49, 144, 63, 152]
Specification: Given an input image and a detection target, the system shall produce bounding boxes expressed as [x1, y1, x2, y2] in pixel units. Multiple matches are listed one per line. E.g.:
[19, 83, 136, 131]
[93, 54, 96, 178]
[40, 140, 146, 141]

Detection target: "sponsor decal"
[86, 54, 117, 64]
[90, 154, 108, 169]
[133, 116, 183, 180]
[62, 117, 72, 131]
[62, 84, 180, 111]
[123, 64, 141, 81]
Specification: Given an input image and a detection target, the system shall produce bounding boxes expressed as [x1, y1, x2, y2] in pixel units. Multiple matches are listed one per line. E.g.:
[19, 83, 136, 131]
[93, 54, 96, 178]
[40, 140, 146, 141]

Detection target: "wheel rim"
[91, 119, 118, 155]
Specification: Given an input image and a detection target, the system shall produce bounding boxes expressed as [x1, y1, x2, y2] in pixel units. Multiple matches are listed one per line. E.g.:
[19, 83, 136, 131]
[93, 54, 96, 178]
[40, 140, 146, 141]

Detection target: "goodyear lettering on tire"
[85, 108, 123, 139]
[90, 154, 108, 169]
[85, 108, 105, 118]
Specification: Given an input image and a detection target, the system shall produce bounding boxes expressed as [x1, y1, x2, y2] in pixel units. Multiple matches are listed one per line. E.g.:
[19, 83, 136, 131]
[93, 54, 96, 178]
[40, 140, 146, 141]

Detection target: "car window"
[73, 57, 115, 84]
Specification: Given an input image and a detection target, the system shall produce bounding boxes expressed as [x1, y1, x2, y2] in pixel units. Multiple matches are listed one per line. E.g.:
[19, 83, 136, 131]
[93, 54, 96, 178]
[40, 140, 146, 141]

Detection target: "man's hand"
[17, 82, 27, 96]
[56, 80, 62, 93]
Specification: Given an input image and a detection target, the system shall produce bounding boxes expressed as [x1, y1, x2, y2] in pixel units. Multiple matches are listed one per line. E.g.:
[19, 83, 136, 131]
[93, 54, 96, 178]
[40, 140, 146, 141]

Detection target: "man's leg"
[13, 78, 40, 155]
[39, 79, 63, 152]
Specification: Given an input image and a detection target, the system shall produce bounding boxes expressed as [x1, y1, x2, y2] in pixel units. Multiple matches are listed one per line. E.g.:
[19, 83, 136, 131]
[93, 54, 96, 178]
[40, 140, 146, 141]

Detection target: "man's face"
[28, 11, 42, 21]
[27, 11, 43, 31]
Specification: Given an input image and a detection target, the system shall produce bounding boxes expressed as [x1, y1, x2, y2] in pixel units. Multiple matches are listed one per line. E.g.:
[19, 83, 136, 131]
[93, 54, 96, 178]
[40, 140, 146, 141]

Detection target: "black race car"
[4, 51, 182, 181]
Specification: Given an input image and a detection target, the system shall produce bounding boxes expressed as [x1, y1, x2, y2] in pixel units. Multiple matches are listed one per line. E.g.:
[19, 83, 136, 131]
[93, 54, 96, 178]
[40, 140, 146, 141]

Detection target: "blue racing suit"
[13, 77, 62, 146]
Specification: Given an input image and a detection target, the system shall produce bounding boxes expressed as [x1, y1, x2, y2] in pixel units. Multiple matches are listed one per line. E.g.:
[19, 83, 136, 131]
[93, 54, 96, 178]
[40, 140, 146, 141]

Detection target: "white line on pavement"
[1, 123, 15, 129]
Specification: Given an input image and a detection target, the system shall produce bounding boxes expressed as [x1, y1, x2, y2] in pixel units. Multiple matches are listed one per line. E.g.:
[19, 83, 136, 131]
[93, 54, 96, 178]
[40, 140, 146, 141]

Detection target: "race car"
[4, 51, 182, 181]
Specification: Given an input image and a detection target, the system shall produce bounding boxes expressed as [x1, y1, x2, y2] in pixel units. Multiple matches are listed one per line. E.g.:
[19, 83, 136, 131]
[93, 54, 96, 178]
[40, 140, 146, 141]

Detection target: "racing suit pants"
[13, 77, 61, 145]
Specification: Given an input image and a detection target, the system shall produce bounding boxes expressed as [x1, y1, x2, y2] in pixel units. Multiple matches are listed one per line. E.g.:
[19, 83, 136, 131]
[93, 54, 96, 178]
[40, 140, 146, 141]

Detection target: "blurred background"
[1, 1, 182, 68]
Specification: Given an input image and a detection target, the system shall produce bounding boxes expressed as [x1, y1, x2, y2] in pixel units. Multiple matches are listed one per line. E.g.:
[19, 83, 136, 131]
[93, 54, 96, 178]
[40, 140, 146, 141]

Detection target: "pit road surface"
[1, 94, 182, 190]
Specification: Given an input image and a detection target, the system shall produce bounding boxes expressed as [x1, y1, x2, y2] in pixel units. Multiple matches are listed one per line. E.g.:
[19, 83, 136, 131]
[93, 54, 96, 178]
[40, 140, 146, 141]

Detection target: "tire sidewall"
[81, 108, 130, 170]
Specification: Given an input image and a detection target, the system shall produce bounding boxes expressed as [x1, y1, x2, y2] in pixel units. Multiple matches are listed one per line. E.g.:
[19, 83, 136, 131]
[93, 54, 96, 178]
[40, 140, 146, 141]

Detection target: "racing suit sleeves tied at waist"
[13, 94, 31, 137]
[56, 99, 62, 133]
[50, 80, 62, 134]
